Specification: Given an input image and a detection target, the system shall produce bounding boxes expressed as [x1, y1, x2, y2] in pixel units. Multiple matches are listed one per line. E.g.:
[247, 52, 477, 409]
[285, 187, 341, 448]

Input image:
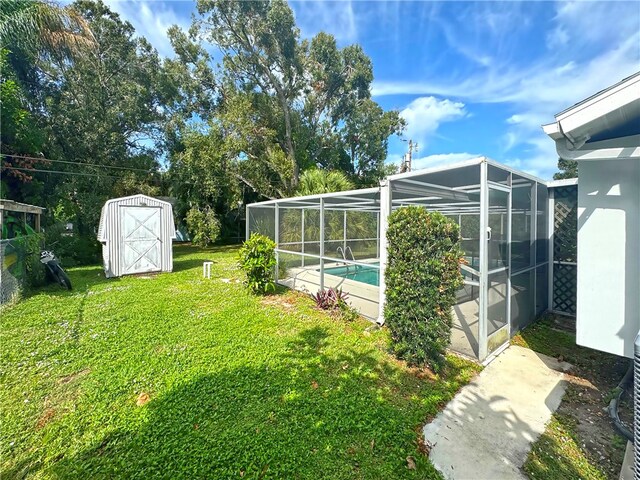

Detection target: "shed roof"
[97, 194, 176, 242]
[101, 194, 173, 208]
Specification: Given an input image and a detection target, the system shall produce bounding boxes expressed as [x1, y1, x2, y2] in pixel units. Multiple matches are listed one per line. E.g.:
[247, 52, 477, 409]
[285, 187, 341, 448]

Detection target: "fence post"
[377, 180, 391, 324]
[319, 199, 325, 291]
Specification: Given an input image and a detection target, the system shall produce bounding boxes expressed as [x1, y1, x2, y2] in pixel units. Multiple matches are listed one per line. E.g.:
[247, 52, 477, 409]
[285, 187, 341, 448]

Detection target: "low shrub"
[186, 206, 221, 247]
[313, 287, 359, 321]
[313, 287, 348, 310]
[384, 206, 463, 371]
[43, 224, 101, 266]
[238, 233, 277, 294]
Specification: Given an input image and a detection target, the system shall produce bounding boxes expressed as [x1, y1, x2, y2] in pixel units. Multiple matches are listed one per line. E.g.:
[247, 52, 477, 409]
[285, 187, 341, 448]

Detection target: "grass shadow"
[513, 315, 627, 375]
[514, 315, 629, 479]
[22, 265, 114, 299]
[524, 413, 610, 479]
[48, 327, 459, 479]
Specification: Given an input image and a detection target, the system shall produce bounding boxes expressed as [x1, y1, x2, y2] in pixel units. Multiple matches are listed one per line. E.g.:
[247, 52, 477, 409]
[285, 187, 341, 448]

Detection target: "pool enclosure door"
[483, 183, 511, 358]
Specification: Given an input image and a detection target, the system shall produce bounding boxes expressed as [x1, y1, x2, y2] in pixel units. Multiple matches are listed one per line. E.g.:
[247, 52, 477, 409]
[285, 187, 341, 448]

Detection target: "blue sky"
[102, 0, 640, 180]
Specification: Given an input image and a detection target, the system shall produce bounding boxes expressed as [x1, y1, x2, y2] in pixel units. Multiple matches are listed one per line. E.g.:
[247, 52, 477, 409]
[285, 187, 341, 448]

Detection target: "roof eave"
[543, 72, 640, 161]
[555, 134, 640, 161]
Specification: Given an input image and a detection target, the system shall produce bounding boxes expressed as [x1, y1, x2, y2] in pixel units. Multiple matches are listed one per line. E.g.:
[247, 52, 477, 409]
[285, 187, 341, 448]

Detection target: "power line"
[2, 154, 282, 184]
[3, 165, 133, 180]
[2, 165, 234, 187]
[3, 154, 289, 190]
[2, 154, 155, 173]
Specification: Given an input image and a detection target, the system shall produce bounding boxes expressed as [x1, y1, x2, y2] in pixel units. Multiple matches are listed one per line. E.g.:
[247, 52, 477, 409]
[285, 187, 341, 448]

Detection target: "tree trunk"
[282, 100, 297, 191]
[270, 79, 297, 192]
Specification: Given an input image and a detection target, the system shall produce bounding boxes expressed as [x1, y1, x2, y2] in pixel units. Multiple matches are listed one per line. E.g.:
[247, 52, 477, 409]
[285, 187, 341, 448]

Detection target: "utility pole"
[400, 139, 418, 173]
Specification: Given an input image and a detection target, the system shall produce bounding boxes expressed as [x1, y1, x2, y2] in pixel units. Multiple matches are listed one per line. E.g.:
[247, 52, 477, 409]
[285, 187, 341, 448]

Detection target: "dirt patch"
[136, 392, 151, 407]
[37, 369, 91, 430]
[58, 368, 90, 385]
[36, 408, 56, 429]
[558, 369, 630, 478]
[260, 296, 296, 310]
[406, 365, 438, 382]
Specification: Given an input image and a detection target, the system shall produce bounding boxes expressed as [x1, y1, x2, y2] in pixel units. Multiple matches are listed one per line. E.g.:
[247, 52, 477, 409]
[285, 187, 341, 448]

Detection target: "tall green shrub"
[186, 206, 221, 247]
[238, 234, 277, 294]
[384, 206, 463, 370]
[11, 233, 46, 289]
[43, 224, 101, 266]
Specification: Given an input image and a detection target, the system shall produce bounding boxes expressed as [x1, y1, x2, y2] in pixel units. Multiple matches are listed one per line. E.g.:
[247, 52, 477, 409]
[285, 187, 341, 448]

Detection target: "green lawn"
[1, 245, 479, 479]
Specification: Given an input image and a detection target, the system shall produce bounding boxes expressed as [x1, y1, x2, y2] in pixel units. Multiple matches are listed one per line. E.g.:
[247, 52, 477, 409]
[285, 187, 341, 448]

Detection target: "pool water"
[323, 264, 380, 286]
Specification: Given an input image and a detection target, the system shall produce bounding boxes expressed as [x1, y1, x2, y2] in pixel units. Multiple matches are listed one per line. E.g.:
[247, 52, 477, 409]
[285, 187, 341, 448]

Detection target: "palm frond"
[0, 0, 95, 58]
[296, 168, 354, 196]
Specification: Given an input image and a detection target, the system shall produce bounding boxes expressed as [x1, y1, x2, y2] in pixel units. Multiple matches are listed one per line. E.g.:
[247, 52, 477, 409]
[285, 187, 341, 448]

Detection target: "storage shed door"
[120, 206, 162, 275]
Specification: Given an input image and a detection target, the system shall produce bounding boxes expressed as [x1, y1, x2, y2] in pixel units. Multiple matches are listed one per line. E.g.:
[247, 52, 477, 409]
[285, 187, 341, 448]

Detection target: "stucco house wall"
[577, 159, 640, 358]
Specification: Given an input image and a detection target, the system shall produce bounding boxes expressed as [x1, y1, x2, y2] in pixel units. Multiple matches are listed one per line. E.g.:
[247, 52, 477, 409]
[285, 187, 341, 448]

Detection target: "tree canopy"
[553, 157, 578, 180]
[1, 0, 405, 259]
[183, 0, 404, 195]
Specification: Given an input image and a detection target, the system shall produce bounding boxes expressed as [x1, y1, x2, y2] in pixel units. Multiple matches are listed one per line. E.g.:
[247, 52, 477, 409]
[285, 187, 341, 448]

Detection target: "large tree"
[0, 0, 95, 198]
[0, 49, 44, 196]
[168, 124, 240, 225]
[186, 0, 403, 196]
[196, 0, 304, 187]
[2, 0, 177, 240]
[341, 98, 404, 185]
[38, 0, 171, 233]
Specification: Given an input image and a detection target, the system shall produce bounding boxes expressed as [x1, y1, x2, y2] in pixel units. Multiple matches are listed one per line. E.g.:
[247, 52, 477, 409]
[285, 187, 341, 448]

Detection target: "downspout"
[557, 120, 591, 153]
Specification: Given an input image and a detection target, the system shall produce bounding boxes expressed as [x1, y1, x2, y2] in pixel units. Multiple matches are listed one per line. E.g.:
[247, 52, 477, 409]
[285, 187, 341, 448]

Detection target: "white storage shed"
[97, 194, 176, 278]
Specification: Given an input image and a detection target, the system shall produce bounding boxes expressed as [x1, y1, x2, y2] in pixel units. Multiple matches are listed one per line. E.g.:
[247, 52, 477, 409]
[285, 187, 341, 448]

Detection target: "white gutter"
[554, 134, 640, 161]
[542, 72, 640, 161]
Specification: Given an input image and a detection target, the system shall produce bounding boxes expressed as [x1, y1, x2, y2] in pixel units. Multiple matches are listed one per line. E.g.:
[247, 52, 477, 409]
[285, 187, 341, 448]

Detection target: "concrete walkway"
[423, 346, 571, 480]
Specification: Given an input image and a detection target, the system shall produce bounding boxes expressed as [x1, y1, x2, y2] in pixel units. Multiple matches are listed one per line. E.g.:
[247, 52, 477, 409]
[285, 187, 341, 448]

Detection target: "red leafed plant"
[313, 287, 349, 311]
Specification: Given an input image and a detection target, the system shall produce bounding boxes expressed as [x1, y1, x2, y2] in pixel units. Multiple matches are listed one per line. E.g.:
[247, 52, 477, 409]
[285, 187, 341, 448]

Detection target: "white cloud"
[373, 32, 639, 104]
[375, 0, 640, 179]
[411, 152, 481, 171]
[291, 0, 357, 44]
[550, 1, 640, 49]
[103, 0, 190, 57]
[546, 26, 569, 49]
[506, 115, 523, 125]
[400, 96, 467, 145]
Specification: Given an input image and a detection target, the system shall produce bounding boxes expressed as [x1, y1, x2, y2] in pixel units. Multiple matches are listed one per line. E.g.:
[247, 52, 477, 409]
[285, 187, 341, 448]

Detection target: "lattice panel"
[553, 185, 577, 262]
[552, 184, 578, 315]
[553, 263, 577, 315]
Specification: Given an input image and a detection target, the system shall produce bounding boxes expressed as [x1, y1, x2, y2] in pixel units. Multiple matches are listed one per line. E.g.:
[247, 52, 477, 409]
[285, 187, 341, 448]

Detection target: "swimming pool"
[323, 263, 380, 286]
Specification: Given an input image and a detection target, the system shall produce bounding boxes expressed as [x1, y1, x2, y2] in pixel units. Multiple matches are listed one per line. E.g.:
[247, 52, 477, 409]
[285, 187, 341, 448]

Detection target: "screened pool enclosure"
[247, 158, 554, 361]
